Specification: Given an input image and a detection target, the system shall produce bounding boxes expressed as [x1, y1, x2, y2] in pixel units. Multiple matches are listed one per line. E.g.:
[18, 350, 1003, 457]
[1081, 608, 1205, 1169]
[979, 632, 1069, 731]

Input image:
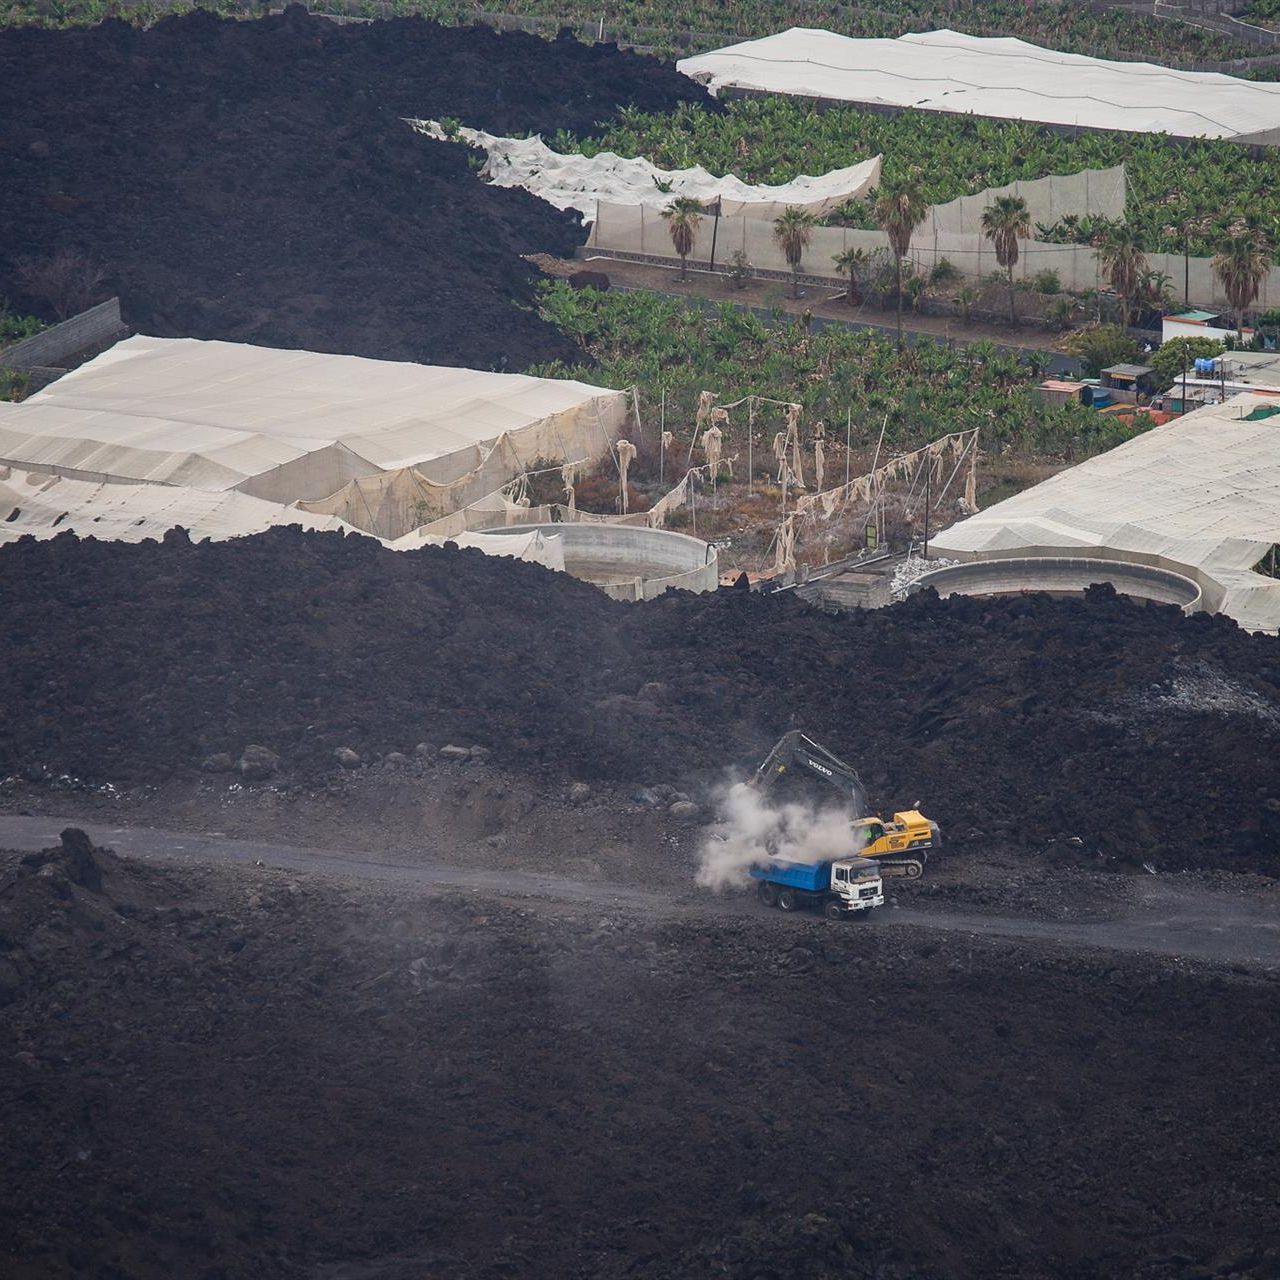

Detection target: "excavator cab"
[854, 810, 940, 878]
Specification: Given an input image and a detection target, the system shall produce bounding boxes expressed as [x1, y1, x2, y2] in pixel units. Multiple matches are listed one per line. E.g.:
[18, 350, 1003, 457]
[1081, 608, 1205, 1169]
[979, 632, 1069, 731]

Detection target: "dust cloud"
[696, 781, 861, 890]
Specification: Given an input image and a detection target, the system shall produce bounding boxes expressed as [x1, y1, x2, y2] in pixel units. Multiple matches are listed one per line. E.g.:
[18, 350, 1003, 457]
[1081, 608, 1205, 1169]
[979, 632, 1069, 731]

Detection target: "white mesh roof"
[0, 336, 625, 504]
[415, 120, 882, 219]
[0, 465, 573, 580]
[0, 465, 360, 544]
[931, 396, 1280, 632]
[678, 28, 1280, 142]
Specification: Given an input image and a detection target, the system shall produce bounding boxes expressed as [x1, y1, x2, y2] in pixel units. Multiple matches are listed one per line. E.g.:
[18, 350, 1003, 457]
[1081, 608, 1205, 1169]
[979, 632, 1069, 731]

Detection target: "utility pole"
[659, 389, 666, 485]
[923, 460, 931, 560]
[845, 407, 852, 487]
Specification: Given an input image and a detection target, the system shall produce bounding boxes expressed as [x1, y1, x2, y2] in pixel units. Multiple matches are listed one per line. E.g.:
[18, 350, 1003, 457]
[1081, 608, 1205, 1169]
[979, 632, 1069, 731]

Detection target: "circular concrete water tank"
[480, 522, 719, 601]
[909, 557, 1202, 612]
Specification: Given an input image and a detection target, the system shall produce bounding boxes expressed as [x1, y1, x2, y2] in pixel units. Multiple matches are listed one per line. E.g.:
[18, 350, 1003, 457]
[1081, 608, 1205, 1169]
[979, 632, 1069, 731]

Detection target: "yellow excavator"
[753, 731, 940, 879]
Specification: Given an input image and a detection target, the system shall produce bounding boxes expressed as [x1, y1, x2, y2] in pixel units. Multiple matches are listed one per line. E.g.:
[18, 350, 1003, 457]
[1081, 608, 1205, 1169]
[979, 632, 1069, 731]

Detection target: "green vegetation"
[981, 195, 1032, 324]
[1065, 324, 1142, 378]
[5, 0, 1272, 73]
[1213, 235, 1274, 336]
[0, 302, 42, 349]
[661, 195, 703, 280]
[558, 98, 1280, 257]
[1150, 336, 1225, 391]
[1243, 0, 1280, 23]
[533, 280, 1137, 462]
[772, 207, 816, 297]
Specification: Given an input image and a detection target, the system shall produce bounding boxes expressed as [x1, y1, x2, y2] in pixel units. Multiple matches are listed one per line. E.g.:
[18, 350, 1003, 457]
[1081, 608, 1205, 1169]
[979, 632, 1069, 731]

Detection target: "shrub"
[1032, 269, 1062, 295]
[1066, 323, 1142, 377]
[1150, 336, 1225, 390]
[928, 257, 960, 286]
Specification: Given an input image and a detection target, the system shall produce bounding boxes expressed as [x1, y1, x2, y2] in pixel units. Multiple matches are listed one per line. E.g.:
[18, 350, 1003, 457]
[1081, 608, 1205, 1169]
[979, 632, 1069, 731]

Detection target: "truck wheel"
[757, 882, 778, 908]
[777, 889, 797, 912]
[824, 901, 844, 921]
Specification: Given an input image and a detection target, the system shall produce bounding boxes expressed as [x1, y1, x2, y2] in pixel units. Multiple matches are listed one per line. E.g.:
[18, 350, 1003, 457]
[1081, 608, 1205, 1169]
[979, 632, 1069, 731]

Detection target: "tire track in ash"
[2, 816, 1278, 971]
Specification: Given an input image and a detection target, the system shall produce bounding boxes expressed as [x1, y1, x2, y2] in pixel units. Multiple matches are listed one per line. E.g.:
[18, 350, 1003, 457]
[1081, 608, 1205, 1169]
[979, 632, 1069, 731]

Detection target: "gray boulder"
[238, 744, 279, 782]
[334, 747, 362, 769]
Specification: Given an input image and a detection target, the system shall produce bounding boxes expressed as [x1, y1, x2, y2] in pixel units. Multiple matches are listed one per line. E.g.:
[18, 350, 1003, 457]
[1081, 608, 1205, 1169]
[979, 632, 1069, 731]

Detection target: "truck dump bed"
[748, 860, 829, 892]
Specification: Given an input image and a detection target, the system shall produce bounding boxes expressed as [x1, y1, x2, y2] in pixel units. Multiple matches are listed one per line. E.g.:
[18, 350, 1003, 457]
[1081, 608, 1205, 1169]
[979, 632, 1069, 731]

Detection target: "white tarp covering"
[678, 28, 1280, 142]
[0, 464, 573, 577]
[0, 465, 360, 544]
[391, 524, 567, 573]
[0, 337, 627, 525]
[415, 120, 881, 220]
[930, 395, 1280, 633]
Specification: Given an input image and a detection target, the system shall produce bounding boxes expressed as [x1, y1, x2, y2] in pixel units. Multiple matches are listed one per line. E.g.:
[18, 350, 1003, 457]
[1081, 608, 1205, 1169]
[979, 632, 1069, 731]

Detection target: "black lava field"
[0, 7, 707, 368]
[1, 527, 1277, 875]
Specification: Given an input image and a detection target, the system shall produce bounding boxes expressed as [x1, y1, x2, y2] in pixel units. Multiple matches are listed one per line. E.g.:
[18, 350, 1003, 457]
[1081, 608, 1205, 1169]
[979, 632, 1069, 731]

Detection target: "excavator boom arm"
[752, 730, 869, 814]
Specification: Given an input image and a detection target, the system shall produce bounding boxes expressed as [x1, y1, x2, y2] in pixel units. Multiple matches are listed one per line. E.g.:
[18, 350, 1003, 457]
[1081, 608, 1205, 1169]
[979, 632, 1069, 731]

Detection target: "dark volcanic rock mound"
[1, 528, 1277, 874]
[0, 7, 709, 368]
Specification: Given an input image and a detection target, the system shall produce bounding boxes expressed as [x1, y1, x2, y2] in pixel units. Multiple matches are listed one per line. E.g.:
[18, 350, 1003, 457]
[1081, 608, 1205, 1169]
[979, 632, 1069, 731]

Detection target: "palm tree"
[661, 196, 703, 281]
[832, 246, 869, 306]
[873, 180, 928, 347]
[1096, 224, 1148, 329]
[773, 208, 816, 299]
[1213, 235, 1273, 340]
[980, 194, 1031, 324]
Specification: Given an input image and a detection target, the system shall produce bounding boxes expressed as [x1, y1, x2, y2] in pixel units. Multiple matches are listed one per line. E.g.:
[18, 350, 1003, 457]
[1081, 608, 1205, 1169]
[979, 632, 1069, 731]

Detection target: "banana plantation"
[560, 98, 1280, 257]
[8, 0, 1271, 73]
[534, 280, 1136, 462]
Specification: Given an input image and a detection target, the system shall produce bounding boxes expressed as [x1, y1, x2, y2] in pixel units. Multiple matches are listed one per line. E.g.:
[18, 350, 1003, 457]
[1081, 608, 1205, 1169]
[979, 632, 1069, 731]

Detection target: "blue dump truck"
[750, 856, 885, 920]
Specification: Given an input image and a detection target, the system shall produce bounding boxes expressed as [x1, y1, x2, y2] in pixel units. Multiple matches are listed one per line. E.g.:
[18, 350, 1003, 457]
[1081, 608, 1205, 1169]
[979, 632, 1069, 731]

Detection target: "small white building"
[1162, 309, 1252, 346]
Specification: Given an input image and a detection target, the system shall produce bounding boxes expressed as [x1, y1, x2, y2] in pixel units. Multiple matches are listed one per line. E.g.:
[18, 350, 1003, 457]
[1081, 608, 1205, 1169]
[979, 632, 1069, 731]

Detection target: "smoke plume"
[696, 781, 860, 890]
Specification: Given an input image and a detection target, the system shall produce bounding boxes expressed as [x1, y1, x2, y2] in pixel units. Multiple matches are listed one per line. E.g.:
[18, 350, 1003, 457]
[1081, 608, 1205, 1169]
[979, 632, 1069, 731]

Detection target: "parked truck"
[750, 856, 885, 919]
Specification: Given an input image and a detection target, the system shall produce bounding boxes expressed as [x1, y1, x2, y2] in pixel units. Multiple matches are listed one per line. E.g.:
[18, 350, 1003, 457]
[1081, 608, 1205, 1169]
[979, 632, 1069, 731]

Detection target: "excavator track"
[874, 856, 926, 880]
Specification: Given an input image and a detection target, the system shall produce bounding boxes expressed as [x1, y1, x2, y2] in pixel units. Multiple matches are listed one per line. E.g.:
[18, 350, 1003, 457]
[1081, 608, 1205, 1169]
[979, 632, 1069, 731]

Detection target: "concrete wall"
[0, 298, 128, 373]
[589, 202, 1280, 312]
[482, 522, 719, 600]
[911, 556, 1203, 611]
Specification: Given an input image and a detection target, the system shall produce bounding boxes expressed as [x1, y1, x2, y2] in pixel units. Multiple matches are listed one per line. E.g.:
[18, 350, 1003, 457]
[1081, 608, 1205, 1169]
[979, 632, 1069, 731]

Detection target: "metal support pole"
[923, 461, 931, 559]
[659, 389, 666, 486]
[845, 407, 852, 487]
[748, 398, 754, 496]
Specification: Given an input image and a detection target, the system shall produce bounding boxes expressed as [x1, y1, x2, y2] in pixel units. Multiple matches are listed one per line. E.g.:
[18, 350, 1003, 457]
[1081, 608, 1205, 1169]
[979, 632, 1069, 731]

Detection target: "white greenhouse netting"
[0, 336, 627, 536]
[0, 464, 576, 578]
[415, 120, 881, 219]
[678, 28, 1280, 143]
[0, 466, 361, 544]
[930, 395, 1280, 633]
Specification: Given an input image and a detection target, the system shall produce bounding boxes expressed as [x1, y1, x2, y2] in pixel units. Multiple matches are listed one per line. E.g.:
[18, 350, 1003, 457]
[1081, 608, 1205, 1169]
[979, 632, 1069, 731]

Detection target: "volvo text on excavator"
[753, 731, 940, 879]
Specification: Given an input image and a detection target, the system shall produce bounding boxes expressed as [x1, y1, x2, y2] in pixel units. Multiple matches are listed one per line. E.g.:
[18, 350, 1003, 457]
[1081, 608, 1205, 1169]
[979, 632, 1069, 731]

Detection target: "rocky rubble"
[1, 528, 1277, 874]
[0, 7, 707, 368]
[1, 847, 1277, 1279]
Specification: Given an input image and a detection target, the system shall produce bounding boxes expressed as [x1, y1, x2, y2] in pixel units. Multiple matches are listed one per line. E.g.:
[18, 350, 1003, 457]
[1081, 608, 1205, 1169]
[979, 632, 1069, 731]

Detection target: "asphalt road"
[5, 816, 1277, 971]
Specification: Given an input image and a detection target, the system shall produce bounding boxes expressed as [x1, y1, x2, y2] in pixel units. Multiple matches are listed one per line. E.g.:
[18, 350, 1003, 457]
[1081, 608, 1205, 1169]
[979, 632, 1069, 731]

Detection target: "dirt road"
[5, 815, 1277, 971]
